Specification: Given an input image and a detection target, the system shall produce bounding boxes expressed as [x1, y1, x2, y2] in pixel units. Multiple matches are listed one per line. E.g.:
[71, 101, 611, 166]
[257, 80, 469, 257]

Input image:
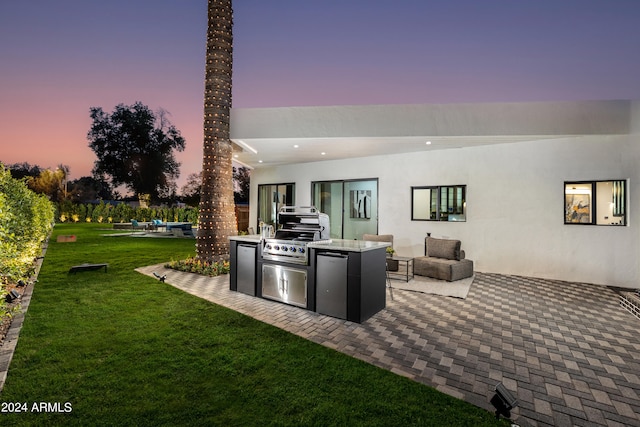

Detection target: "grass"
[1, 223, 508, 426]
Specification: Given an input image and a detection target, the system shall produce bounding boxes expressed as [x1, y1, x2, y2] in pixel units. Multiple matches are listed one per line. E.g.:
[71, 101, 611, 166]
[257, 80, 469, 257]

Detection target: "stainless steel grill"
[261, 206, 330, 265]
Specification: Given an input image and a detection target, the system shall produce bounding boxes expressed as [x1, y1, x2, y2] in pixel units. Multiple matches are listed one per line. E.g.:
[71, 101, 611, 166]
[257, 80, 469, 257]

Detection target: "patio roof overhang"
[229, 100, 632, 169]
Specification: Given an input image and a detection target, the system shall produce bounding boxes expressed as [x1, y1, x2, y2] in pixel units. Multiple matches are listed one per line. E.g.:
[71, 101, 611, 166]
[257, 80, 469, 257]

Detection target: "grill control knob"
[266, 244, 272, 250]
[282, 246, 288, 252]
[274, 245, 280, 251]
[299, 247, 305, 253]
[289, 246, 296, 252]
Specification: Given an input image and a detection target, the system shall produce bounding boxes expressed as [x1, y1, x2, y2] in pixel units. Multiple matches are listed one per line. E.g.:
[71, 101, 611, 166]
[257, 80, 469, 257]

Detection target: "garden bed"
[0, 283, 22, 346]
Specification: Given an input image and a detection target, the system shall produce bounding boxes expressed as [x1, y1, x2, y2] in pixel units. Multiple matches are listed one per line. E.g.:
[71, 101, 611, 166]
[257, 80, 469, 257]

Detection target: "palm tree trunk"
[197, 0, 237, 262]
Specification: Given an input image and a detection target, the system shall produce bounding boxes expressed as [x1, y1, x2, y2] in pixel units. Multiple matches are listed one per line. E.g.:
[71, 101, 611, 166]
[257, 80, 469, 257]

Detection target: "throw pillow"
[427, 237, 461, 260]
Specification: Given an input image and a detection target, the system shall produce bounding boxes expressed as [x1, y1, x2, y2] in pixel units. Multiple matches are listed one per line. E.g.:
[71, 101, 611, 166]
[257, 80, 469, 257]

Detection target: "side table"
[387, 256, 414, 282]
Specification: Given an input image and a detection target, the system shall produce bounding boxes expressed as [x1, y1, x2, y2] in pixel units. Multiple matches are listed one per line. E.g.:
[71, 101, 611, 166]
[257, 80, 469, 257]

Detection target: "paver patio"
[137, 266, 640, 427]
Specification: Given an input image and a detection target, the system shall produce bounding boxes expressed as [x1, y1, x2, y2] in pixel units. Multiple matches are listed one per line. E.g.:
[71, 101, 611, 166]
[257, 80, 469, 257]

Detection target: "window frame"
[564, 179, 627, 226]
[411, 185, 466, 222]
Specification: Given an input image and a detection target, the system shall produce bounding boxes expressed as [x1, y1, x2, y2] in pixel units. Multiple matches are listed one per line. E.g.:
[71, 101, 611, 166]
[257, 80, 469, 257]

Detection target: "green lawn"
[1, 223, 507, 426]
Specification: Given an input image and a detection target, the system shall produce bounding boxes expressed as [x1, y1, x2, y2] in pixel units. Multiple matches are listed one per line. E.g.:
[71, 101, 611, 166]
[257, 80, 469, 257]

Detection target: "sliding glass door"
[312, 179, 378, 239]
[257, 183, 295, 229]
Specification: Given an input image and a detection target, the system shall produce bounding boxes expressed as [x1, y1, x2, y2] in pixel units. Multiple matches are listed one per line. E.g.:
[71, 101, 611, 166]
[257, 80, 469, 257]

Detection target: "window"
[564, 180, 626, 225]
[411, 185, 466, 221]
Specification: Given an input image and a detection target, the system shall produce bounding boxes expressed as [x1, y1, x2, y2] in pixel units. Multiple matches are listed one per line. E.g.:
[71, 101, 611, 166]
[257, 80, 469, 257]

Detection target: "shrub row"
[165, 257, 230, 277]
[0, 165, 55, 289]
[56, 200, 199, 225]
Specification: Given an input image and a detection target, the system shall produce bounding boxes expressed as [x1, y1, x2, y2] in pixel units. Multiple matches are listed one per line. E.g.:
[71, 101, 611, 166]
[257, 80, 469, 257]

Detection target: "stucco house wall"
[237, 101, 640, 288]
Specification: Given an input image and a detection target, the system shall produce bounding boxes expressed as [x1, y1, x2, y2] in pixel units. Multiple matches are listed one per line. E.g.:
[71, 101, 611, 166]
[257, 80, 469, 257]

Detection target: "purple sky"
[1, 0, 639, 188]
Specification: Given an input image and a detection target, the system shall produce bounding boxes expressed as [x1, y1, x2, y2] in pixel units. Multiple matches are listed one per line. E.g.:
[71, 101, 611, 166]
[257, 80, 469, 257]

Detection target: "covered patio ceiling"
[229, 100, 631, 169]
[230, 135, 566, 168]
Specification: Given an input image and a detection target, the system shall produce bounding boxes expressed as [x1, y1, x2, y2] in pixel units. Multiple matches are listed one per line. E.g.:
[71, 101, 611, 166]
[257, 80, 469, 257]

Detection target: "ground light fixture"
[5, 290, 21, 303]
[491, 382, 518, 420]
[153, 272, 167, 282]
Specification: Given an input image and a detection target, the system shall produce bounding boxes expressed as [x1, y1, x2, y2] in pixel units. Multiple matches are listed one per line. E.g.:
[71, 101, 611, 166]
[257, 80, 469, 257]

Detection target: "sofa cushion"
[414, 256, 473, 281]
[427, 237, 461, 260]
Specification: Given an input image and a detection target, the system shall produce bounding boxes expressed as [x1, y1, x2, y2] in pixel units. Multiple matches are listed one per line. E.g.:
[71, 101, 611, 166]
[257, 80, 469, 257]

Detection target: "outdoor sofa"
[413, 237, 473, 281]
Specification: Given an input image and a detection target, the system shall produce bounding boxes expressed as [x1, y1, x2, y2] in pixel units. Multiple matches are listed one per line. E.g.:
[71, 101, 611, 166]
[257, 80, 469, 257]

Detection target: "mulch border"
[0, 242, 47, 392]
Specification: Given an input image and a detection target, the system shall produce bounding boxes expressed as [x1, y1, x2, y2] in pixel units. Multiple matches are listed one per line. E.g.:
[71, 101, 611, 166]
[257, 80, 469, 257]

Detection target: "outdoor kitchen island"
[229, 235, 390, 323]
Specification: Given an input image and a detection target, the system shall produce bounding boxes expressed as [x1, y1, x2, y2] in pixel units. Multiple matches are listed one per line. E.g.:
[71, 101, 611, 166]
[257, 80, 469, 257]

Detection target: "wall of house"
[249, 133, 640, 288]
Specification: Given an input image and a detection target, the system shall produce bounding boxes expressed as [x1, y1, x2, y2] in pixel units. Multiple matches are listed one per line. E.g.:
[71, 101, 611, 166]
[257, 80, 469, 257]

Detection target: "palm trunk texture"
[197, 0, 237, 262]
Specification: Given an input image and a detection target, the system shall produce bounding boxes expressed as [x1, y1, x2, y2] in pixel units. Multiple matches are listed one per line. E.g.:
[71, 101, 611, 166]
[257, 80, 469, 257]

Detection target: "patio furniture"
[150, 219, 167, 231]
[414, 237, 473, 281]
[130, 219, 146, 230]
[362, 234, 398, 271]
[387, 255, 414, 282]
[166, 222, 193, 236]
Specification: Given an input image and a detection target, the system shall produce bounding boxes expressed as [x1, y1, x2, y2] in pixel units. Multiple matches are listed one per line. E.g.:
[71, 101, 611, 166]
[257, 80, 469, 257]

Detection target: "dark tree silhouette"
[87, 102, 185, 205]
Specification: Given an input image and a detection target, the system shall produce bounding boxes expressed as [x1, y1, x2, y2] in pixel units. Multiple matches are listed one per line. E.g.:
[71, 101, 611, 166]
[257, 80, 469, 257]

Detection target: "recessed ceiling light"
[321, 152, 326, 155]
[426, 141, 432, 145]
[233, 154, 238, 158]
[258, 160, 263, 163]
[293, 144, 299, 148]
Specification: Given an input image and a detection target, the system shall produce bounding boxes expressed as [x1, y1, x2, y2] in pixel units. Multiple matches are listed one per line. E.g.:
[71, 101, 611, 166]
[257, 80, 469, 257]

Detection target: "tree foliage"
[180, 172, 203, 207]
[180, 167, 250, 207]
[5, 162, 42, 180]
[233, 166, 250, 203]
[87, 102, 186, 203]
[67, 176, 115, 203]
[26, 166, 69, 203]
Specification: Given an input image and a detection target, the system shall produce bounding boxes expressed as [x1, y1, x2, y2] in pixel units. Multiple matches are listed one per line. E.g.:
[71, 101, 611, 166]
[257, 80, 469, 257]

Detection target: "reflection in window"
[564, 180, 626, 225]
[257, 183, 295, 229]
[412, 185, 466, 221]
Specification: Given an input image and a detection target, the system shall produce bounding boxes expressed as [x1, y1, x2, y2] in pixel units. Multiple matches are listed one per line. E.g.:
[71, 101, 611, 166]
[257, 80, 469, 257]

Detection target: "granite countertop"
[229, 235, 389, 253]
[229, 234, 262, 243]
[308, 239, 390, 253]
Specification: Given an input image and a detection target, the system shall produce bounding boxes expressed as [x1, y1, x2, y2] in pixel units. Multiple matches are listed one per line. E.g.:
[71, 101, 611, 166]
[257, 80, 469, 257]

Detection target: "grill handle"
[279, 206, 318, 214]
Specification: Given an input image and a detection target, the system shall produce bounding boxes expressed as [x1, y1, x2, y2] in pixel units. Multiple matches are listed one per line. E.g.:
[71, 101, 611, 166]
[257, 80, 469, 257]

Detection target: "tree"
[26, 166, 69, 203]
[87, 102, 185, 205]
[197, 0, 236, 262]
[182, 168, 249, 207]
[181, 172, 203, 206]
[56, 164, 70, 200]
[233, 166, 250, 203]
[67, 176, 114, 203]
[5, 162, 42, 180]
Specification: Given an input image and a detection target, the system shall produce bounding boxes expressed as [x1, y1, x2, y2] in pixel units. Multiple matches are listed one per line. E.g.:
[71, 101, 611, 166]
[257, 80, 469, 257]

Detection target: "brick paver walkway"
[136, 265, 640, 427]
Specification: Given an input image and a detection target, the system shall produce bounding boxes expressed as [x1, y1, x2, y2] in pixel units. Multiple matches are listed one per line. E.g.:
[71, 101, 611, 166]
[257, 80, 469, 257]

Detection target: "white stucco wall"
[249, 134, 640, 288]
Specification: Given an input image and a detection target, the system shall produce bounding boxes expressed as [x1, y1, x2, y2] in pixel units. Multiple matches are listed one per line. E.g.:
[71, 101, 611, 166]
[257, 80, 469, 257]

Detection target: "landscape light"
[490, 382, 518, 419]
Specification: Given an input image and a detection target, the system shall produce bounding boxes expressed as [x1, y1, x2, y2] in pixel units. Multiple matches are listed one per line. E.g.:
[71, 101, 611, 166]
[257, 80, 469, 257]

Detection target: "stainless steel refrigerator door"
[262, 264, 307, 308]
[237, 244, 256, 295]
[316, 253, 348, 319]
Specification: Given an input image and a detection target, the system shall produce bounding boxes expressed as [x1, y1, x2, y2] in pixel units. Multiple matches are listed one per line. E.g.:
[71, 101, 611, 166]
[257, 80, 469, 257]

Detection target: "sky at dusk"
[1, 0, 639, 189]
